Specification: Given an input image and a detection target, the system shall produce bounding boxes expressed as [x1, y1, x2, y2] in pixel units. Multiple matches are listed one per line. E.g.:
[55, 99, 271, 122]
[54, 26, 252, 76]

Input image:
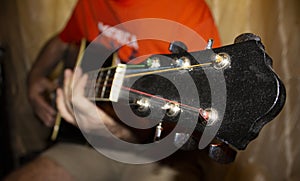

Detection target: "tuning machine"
[208, 143, 237, 164]
[146, 57, 161, 68]
[136, 97, 151, 112]
[174, 56, 191, 69]
[169, 41, 188, 54]
[200, 108, 219, 126]
[154, 122, 163, 141]
[212, 53, 231, 70]
[162, 102, 181, 117]
[206, 38, 214, 49]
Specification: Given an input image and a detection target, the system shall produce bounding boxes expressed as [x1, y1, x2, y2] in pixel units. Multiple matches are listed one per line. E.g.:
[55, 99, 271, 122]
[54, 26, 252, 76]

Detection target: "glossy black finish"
[126, 39, 286, 150]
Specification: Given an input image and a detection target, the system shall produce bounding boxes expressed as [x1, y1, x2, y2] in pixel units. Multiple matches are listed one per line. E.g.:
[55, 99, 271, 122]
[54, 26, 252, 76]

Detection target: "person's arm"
[27, 35, 68, 127]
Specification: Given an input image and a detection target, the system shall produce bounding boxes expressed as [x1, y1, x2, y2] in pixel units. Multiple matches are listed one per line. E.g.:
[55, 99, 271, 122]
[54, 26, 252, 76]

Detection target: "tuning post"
[175, 56, 191, 68]
[212, 53, 231, 70]
[136, 97, 150, 112]
[202, 108, 219, 126]
[206, 38, 214, 49]
[146, 57, 161, 68]
[208, 143, 237, 164]
[154, 122, 163, 141]
[162, 102, 181, 117]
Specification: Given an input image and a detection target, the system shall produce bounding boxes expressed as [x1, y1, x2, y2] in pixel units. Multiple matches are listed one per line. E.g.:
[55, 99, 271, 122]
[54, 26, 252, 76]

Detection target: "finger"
[34, 105, 55, 127]
[56, 88, 75, 124]
[72, 67, 83, 88]
[34, 95, 56, 116]
[63, 69, 74, 112]
[73, 73, 88, 97]
[63, 69, 73, 96]
[41, 78, 57, 92]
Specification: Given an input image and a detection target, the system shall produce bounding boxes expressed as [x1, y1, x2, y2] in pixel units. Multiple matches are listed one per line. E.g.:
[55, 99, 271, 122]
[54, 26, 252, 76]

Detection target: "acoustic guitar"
[53, 33, 286, 164]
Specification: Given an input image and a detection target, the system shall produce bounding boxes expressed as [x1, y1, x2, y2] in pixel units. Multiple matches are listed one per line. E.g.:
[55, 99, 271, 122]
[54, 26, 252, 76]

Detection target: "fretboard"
[85, 64, 127, 102]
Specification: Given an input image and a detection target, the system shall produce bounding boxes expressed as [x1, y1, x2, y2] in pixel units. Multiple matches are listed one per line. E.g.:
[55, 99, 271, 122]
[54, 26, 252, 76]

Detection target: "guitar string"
[85, 62, 212, 95]
[84, 61, 213, 90]
[83, 61, 213, 100]
[122, 86, 205, 114]
[85, 84, 207, 120]
[85, 61, 212, 80]
[124, 62, 212, 78]
[82, 62, 214, 121]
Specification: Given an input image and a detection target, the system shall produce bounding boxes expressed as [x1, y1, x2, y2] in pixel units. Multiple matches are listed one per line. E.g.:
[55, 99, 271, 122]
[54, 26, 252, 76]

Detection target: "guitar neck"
[85, 64, 127, 102]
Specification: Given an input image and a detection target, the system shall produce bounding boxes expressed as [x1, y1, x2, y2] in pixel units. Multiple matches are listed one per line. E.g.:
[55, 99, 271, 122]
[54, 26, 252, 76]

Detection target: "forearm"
[27, 35, 69, 125]
[28, 35, 68, 84]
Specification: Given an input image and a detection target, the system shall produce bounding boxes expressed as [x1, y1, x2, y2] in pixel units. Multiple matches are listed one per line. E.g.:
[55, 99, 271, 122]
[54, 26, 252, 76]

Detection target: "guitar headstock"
[122, 34, 286, 163]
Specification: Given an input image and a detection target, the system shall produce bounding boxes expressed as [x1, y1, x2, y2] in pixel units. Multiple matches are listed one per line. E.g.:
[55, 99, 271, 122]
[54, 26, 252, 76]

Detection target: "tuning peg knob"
[234, 33, 261, 43]
[206, 39, 214, 49]
[208, 143, 237, 164]
[234, 33, 271, 66]
[234, 33, 265, 50]
[169, 41, 188, 54]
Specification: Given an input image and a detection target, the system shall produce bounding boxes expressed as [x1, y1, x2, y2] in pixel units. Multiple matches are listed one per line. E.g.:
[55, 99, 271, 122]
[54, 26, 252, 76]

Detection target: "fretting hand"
[28, 76, 57, 127]
[56, 68, 136, 141]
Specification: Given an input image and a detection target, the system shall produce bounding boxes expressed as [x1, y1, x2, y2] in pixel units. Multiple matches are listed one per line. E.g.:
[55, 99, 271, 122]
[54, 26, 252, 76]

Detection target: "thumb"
[56, 88, 76, 125]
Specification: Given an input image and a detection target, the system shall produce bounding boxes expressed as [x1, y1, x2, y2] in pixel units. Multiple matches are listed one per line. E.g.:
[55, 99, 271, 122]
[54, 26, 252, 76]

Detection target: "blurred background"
[0, 0, 299, 180]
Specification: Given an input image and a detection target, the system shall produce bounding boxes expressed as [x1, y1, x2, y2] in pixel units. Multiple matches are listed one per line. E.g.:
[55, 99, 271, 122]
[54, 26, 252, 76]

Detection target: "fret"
[96, 70, 103, 98]
[100, 69, 111, 99]
[92, 71, 99, 98]
[86, 64, 126, 102]
[85, 71, 98, 99]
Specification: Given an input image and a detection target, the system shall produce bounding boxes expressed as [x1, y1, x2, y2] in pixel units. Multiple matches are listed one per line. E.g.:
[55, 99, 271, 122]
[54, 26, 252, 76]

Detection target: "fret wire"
[86, 71, 99, 98]
[85, 65, 119, 77]
[85, 70, 117, 100]
[96, 70, 104, 98]
[100, 69, 111, 99]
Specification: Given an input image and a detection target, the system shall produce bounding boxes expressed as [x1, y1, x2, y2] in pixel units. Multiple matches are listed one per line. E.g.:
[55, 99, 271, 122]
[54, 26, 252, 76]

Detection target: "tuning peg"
[146, 57, 161, 68]
[206, 39, 214, 49]
[234, 33, 265, 50]
[169, 41, 188, 54]
[234, 33, 261, 43]
[154, 122, 163, 141]
[234, 33, 272, 66]
[208, 143, 237, 164]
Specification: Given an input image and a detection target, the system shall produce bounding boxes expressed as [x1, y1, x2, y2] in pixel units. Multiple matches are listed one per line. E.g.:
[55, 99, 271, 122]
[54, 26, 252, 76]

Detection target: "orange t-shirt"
[59, 0, 221, 62]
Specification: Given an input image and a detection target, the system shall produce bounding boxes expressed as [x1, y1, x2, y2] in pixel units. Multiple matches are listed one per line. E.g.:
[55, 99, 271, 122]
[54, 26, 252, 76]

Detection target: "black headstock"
[122, 34, 286, 163]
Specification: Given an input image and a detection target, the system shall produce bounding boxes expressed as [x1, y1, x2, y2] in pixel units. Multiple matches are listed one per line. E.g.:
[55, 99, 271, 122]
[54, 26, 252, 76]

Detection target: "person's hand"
[56, 68, 137, 141]
[56, 68, 105, 128]
[28, 77, 57, 127]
